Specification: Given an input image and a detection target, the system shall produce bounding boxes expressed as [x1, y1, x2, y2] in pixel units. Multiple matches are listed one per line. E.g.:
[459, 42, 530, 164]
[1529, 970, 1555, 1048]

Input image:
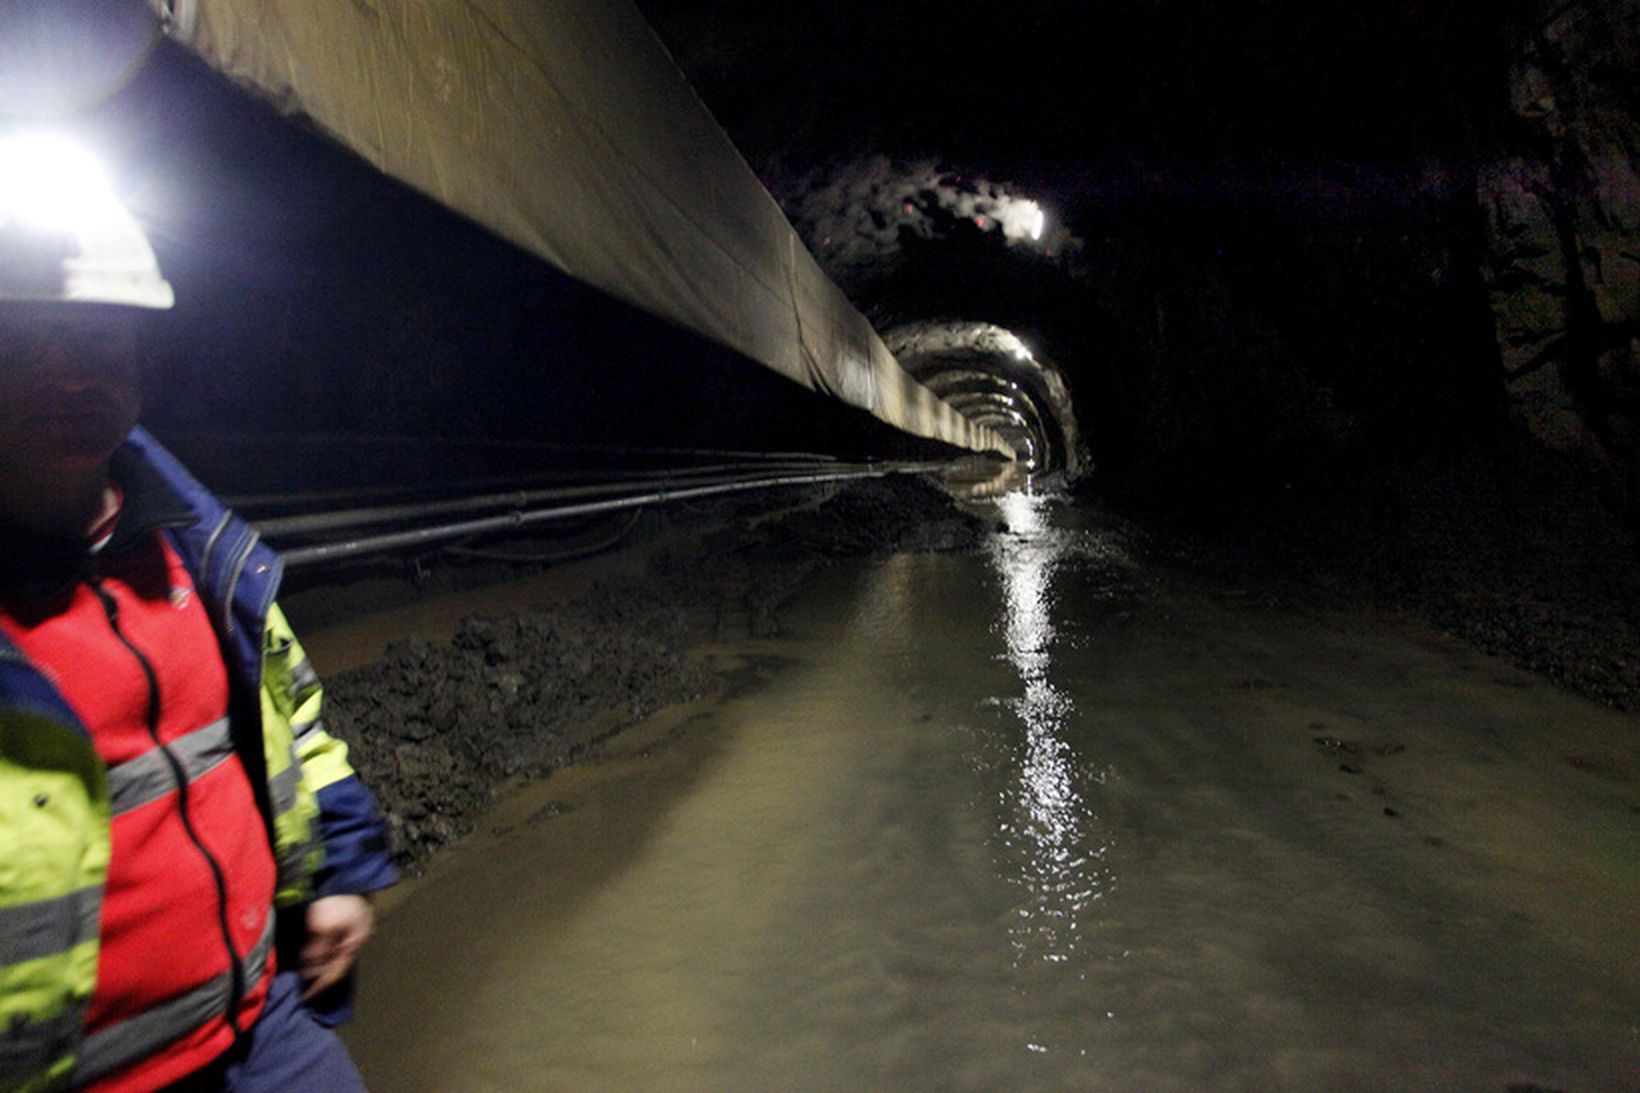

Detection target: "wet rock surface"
[1480, 0, 1640, 517]
[319, 475, 988, 869]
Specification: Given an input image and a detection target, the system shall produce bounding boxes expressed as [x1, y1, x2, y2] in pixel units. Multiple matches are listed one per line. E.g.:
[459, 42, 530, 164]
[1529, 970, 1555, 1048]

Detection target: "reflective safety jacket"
[0, 428, 397, 1091]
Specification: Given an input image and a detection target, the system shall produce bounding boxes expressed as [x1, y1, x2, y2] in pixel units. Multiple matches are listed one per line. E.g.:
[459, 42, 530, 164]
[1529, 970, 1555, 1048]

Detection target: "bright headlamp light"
[0, 133, 174, 310]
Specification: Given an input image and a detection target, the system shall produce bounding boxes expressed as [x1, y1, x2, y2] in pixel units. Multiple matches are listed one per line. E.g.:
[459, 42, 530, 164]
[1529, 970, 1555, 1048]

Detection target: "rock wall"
[1480, 0, 1640, 513]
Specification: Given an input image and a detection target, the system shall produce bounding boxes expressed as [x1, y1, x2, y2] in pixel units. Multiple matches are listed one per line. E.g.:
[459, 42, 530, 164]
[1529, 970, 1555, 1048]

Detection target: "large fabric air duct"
[151, 0, 1012, 458]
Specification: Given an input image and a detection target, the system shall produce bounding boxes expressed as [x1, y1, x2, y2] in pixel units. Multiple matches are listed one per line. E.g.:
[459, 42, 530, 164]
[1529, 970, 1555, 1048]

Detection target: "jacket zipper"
[90, 578, 247, 1041]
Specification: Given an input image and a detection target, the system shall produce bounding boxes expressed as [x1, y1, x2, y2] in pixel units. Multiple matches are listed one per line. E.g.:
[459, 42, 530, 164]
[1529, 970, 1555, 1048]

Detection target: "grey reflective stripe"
[0, 888, 101, 966]
[0, 1001, 87, 1083]
[198, 512, 231, 588]
[268, 758, 300, 817]
[70, 911, 275, 1085]
[219, 529, 259, 639]
[291, 715, 325, 744]
[106, 718, 234, 818]
[289, 656, 320, 694]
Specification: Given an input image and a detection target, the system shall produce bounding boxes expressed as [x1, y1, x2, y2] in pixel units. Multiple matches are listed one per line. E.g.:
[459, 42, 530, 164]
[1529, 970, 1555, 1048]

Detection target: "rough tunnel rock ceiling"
[774, 157, 1087, 284]
[884, 321, 1083, 475]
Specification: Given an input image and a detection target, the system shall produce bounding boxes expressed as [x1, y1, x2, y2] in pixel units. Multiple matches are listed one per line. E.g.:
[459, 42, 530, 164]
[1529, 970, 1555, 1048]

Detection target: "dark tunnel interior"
[2, 9, 1634, 1084]
[633, 0, 1638, 571]
[19, 1, 1638, 605]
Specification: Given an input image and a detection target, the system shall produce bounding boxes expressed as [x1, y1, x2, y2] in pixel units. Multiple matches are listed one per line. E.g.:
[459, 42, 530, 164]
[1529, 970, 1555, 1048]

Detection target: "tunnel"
[0, 2, 1636, 1090]
[883, 320, 1083, 475]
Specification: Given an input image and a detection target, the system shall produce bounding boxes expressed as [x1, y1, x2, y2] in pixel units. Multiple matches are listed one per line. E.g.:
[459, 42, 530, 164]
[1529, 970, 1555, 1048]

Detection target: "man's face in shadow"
[0, 301, 141, 482]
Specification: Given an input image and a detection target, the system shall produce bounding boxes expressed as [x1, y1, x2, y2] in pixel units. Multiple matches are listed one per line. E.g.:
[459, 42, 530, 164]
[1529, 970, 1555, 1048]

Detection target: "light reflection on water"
[989, 491, 1113, 969]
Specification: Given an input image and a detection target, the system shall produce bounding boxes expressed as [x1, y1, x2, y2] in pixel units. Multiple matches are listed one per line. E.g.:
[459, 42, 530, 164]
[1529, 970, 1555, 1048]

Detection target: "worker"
[0, 133, 398, 1090]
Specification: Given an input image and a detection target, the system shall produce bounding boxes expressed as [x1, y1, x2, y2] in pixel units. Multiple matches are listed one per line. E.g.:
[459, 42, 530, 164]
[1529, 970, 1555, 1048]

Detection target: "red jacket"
[1, 520, 275, 1091]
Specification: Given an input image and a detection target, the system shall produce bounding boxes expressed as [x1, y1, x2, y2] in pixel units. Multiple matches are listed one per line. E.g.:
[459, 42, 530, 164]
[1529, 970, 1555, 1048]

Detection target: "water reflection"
[989, 491, 1112, 968]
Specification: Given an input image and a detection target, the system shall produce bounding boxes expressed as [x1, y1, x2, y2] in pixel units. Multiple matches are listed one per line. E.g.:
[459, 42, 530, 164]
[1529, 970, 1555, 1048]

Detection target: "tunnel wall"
[151, 0, 1010, 458]
[1479, 0, 1640, 516]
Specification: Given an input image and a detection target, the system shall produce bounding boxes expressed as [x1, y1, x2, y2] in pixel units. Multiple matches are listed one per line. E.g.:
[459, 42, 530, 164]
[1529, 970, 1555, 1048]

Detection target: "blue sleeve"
[311, 775, 400, 898]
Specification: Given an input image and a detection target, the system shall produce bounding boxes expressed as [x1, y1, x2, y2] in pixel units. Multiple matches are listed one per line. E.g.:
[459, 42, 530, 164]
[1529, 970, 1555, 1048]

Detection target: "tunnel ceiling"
[635, 1, 1510, 169]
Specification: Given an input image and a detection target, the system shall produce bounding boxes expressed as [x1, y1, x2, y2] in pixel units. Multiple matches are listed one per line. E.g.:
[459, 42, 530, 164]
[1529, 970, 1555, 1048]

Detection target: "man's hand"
[299, 894, 375, 1001]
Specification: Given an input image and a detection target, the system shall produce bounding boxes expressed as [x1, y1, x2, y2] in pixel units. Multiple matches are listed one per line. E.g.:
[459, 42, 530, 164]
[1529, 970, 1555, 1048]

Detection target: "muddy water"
[343, 493, 1637, 1091]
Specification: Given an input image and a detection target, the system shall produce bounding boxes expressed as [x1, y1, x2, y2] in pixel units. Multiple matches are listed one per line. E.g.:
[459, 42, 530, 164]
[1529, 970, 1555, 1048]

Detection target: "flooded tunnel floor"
[343, 494, 1637, 1092]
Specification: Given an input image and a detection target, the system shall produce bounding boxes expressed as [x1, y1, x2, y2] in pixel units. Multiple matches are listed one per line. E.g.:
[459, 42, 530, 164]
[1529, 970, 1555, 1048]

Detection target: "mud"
[318, 476, 988, 869]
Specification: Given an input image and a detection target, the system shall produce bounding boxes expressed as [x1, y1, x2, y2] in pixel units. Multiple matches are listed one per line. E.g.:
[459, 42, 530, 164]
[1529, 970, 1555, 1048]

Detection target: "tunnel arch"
[885, 321, 1083, 474]
[937, 381, 1050, 466]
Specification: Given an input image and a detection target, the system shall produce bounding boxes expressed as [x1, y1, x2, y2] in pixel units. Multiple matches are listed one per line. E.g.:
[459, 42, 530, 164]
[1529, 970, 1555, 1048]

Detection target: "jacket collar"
[104, 443, 196, 555]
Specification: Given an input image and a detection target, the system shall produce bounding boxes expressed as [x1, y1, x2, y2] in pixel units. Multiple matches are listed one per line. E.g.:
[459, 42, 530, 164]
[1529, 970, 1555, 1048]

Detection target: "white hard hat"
[0, 133, 174, 309]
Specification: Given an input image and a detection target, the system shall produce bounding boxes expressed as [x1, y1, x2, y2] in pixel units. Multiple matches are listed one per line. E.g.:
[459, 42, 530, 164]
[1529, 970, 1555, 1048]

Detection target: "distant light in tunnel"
[777, 159, 1082, 280]
[995, 198, 1046, 243]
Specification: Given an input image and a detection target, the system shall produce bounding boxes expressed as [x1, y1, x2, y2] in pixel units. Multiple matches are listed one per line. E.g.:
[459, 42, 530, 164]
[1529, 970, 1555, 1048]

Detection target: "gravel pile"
[323, 583, 704, 864]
